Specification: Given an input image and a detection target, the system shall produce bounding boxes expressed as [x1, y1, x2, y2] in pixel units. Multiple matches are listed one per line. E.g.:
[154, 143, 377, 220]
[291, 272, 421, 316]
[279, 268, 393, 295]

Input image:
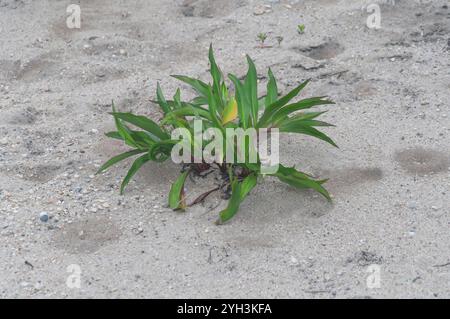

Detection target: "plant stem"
[188, 187, 221, 207]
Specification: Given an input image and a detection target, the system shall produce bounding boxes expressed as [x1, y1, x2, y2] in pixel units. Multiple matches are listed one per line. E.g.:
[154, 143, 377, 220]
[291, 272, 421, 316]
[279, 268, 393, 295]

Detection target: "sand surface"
[0, 0, 449, 298]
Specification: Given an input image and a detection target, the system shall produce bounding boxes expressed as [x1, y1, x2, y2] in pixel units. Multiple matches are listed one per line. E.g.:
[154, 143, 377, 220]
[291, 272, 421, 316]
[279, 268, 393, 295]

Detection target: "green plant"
[98, 44, 337, 224]
[297, 24, 305, 34]
[276, 36, 284, 46]
[257, 32, 268, 47]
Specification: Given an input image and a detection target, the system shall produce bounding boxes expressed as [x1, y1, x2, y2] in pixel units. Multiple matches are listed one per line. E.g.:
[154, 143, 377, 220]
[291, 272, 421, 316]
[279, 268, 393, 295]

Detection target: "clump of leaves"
[297, 24, 305, 34]
[98, 45, 337, 224]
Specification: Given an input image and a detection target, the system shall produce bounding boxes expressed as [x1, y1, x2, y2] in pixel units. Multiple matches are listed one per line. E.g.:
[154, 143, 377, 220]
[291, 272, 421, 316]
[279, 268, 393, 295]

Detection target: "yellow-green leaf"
[221, 98, 238, 125]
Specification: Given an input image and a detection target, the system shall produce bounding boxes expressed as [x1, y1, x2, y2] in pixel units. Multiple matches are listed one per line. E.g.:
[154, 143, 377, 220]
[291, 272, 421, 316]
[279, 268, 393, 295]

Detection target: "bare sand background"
[0, 0, 449, 298]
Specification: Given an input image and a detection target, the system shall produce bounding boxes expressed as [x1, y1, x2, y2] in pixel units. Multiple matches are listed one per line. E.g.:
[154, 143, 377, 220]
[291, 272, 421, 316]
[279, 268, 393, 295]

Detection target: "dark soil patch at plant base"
[294, 40, 344, 61]
[394, 147, 450, 176]
[53, 216, 121, 254]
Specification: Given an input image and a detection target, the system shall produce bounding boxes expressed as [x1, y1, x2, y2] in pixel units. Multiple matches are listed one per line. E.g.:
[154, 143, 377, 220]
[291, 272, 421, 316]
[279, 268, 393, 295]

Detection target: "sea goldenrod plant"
[98, 45, 337, 224]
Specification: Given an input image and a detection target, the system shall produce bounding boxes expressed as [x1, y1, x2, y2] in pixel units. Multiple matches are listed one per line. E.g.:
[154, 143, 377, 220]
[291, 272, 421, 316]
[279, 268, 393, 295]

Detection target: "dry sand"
[0, 0, 449, 298]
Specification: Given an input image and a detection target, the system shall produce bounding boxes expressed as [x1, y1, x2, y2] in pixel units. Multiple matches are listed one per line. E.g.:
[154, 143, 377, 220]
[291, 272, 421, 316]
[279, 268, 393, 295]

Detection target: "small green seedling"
[98, 45, 337, 224]
[276, 36, 284, 46]
[297, 24, 305, 34]
[257, 32, 268, 47]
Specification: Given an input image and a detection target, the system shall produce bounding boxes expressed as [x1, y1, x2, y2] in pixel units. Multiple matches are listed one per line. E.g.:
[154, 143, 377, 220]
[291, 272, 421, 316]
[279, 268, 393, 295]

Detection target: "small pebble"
[39, 212, 49, 223]
[20, 281, 29, 288]
[407, 202, 417, 210]
[253, 5, 271, 15]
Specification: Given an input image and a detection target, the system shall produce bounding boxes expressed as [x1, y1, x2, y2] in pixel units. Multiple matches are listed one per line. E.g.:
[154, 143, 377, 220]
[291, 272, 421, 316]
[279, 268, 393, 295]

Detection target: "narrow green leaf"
[105, 131, 122, 140]
[148, 139, 178, 162]
[288, 119, 334, 127]
[270, 79, 311, 110]
[190, 96, 208, 106]
[97, 149, 146, 174]
[284, 111, 328, 122]
[110, 112, 169, 141]
[173, 88, 182, 109]
[228, 73, 249, 129]
[278, 175, 331, 200]
[258, 79, 310, 126]
[270, 97, 334, 124]
[120, 153, 150, 194]
[221, 81, 229, 105]
[166, 99, 204, 109]
[265, 68, 278, 108]
[245, 55, 259, 126]
[171, 75, 209, 97]
[209, 44, 224, 109]
[240, 174, 257, 200]
[169, 170, 190, 210]
[105, 130, 156, 148]
[111, 101, 138, 148]
[156, 82, 170, 114]
[217, 174, 258, 224]
[273, 111, 328, 127]
[206, 85, 223, 129]
[161, 115, 192, 130]
[280, 124, 338, 147]
[218, 180, 243, 224]
[275, 165, 314, 180]
[272, 165, 331, 200]
[163, 105, 213, 121]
